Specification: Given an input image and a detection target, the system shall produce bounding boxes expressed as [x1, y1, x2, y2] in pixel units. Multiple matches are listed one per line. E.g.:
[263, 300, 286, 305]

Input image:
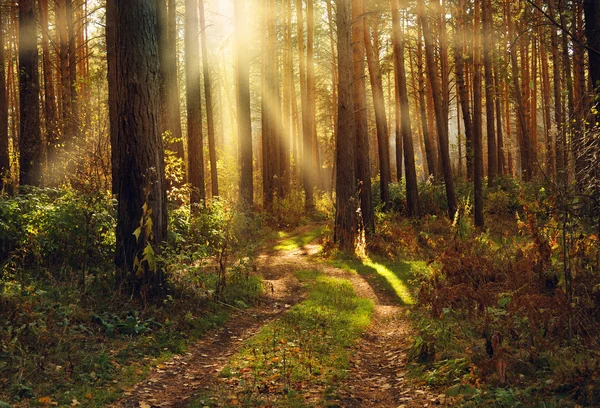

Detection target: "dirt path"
[110, 224, 442, 407]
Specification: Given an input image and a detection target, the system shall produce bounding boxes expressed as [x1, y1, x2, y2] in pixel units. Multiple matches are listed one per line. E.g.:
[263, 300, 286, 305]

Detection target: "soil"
[110, 223, 444, 407]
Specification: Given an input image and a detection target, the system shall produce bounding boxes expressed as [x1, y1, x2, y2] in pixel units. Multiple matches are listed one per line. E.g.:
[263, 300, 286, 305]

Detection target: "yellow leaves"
[37, 397, 56, 406]
[139, 402, 151, 408]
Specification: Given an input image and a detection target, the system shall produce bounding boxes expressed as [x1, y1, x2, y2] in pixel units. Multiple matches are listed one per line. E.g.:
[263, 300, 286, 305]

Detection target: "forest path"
[110, 223, 442, 407]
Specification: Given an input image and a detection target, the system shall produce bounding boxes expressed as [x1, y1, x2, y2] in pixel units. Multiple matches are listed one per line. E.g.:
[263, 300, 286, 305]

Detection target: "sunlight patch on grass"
[362, 257, 415, 305]
[273, 225, 327, 251]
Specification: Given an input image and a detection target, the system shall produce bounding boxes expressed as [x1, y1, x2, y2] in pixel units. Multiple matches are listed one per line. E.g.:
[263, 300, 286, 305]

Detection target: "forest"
[0, 0, 599, 406]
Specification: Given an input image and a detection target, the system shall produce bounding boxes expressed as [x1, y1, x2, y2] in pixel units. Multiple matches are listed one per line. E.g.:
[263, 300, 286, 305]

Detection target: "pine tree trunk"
[364, 21, 391, 210]
[584, 0, 600, 118]
[0, 5, 9, 188]
[307, 0, 320, 192]
[483, 0, 496, 185]
[417, 24, 435, 180]
[392, 0, 419, 217]
[106, 0, 118, 194]
[351, 0, 374, 234]
[334, 0, 357, 251]
[236, 0, 253, 210]
[417, 0, 456, 218]
[198, 0, 218, 197]
[19, 0, 43, 187]
[111, 0, 167, 297]
[548, 0, 563, 179]
[185, 0, 206, 206]
[166, 0, 185, 161]
[472, 0, 484, 227]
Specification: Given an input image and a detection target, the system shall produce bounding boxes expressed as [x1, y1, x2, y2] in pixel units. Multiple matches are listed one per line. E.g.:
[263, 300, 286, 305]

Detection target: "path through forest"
[110, 224, 443, 407]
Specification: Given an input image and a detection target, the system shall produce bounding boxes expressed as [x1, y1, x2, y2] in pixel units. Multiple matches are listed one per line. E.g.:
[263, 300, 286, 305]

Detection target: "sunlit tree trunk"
[307, 0, 319, 192]
[18, 0, 43, 187]
[166, 0, 185, 162]
[559, 4, 574, 178]
[454, 0, 474, 187]
[548, 0, 563, 179]
[537, 6, 553, 178]
[495, 63, 506, 176]
[106, 0, 118, 194]
[66, 0, 77, 145]
[508, 1, 532, 181]
[364, 20, 391, 210]
[197, 0, 218, 198]
[282, 0, 293, 195]
[416, 24, 434, 179]
[472, 0, 484, 227]
[236, 0, 253, 210]
[352, 0, 374, 233]
[296, 0, 313, 210]
[185, 0, 206, 206]
[39, 0, 58, 180]
[573, 0, 587, 177]
[483, 0, 496, 185]
[392, 0, 419, 217]
[0, 5, 9, 188]
[334, 0, 356, 251]
[417, 0, 456, 219]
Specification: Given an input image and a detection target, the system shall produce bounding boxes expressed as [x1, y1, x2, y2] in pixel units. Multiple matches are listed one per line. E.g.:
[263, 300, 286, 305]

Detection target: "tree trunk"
[584, 0, 600, 120]
[364, 20, 392, 210]
[454, 0, 475, 187]
[483, 0, 496, 185]
[19, 0, 43, 187]
[166, 0, 185, 161]
[473, 0, 484, 227]
[111, 0, 168, 297]
[352, 0, 374, 234]
[0, 5, 9, 188]
[548, 0, 563, 179]
[416, 24, 434, 179]
[236, 0, 253, 210]
[198, 0, 219, 198]
[106, 0, 118, 194]
[508, 1, 532, 181]
[307, 0, 320, 192]
[334, 0, 357, 252]
[392, 0, 419, 217]
[66, 0, 78, 145]
[417, 0, 457, 219]
[39, 0, 59, 182]
[185, 0, 206, 206]
[282, 0, 293, 195]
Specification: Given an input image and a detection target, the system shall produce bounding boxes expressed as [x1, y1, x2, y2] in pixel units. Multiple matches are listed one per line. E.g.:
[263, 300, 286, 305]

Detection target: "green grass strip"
[190, 270, 374, 407]
[272, 226, 327, 251]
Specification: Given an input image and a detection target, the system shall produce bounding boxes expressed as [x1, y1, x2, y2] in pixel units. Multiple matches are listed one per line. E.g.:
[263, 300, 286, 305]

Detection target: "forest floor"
[109, 223, 444, 408]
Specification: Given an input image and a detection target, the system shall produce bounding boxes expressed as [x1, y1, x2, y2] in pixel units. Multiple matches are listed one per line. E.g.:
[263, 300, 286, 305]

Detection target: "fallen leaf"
[38, 397, 52, 406]
[71, 399, 81, 406]
[85, 393, 93, 400]
[139, 402, 150, 408]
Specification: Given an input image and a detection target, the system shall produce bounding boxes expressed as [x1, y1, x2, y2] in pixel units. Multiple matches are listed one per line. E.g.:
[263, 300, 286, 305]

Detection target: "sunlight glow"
[362, 257, 415, 305]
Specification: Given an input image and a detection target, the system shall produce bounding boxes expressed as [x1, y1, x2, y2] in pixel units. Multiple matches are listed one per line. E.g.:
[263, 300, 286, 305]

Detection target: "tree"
[166, 0, 185, 161]
[19, 0, 43, 187]
[417, 0, 457, 218]
[391, 0, 419, 218]
[483, 0, 497, 185]
[236, 0, 253, 210]
[185, 0, 206, 206]
[111, 0, 167, 297]
[364, 19, 392, 210]
[334, 0, 357, 251]
[200, 0, 219, 197]
[0, 4, 9, 188]
[352, 0, 374, 234]
[473, 0, 484, 227]
[584, 0, 600, 124]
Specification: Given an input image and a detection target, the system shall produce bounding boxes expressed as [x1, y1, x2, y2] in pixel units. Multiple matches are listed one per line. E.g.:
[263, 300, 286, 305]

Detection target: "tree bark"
[584, 0, 600, 121]
[473, 0, 484, 227]
[236, 0, 253, 210]
[352, 0, 374, 233]
[548, 0, 563, 179]
[364, 20, 392, 210]
[483, 0, 497, 185]
[111, 0, 168, 297]
[106, 0, 118, 194]
[392, 0, 419, 217]
[166, 0, 185, 161]
[198, 0, 218, 197]
[19, 0, 43, 187]
[334, 0, 357, 252]
[417, 0, 457, 218]
[416, 23, 434, 179]
[185, 0, 206, 206]
[0, 5, 9, 188]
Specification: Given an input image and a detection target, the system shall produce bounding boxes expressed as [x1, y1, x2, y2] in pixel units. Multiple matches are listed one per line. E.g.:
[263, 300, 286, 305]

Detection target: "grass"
[0, 274, 263, 407]
[330, 256, 428, 305]
[272, 225, 328, 251]
[189, 269, 374, 407]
